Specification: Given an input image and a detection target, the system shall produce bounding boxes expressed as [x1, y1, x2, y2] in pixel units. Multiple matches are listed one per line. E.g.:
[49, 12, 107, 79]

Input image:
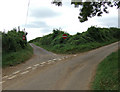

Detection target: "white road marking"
[58, 59, 62, 61]
[13, 70, 20, 74]
[47, 62, 51, 64]
[0, 81, 5, 84]
[53, 59, 57, 61]
[47, 60, 51, 63]
[26, 66, 32, 70]
[33, 64, 39, 67]
[8, 75, 17, 80]
[20, 71, 29, 75]
[41, 62, 46, 65]
[2, 76, 8, 79]
[48, 60, 52, 62]
[74, 55, 77, 56]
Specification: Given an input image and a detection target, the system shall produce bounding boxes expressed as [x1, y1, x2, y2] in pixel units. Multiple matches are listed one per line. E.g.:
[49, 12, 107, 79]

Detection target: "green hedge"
[29, 26, 120, 54]
[1, 28, 33, 67]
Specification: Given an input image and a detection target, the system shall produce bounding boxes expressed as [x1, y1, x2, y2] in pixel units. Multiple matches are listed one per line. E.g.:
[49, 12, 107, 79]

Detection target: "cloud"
[25, 27, 53, 41]
[23, 21, 49, 28]
[39, 28, 52, 33]
[97, 16, 118, 27]
[29, 7, 62, 19]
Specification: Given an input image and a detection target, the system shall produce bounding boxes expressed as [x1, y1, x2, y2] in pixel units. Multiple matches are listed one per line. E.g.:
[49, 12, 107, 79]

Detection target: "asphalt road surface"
[2, 42, 119, 90]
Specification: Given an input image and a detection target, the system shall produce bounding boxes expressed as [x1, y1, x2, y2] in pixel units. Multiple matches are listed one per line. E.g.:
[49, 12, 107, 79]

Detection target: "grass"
[33, 39, 118, 54]
[92, 49, 119, 90]
[2, 44, 33, 68]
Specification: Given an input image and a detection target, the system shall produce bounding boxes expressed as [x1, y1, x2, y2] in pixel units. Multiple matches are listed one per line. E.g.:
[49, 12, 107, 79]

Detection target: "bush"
[2, 29, 27, 53]
[29, 26, 120, 54]
[1, 28, 32, 67]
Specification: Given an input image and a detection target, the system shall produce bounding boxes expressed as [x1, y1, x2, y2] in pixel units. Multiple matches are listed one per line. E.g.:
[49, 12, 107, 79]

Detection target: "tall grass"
[1, 28, 33, 68]
[2, 44, 33, 68]
[92, 49, 119, 90]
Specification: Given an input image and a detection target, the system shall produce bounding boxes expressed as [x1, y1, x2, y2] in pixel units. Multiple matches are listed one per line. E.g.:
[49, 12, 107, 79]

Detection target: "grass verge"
[92, 49, 119, 90]
[2, 44, 33, 68]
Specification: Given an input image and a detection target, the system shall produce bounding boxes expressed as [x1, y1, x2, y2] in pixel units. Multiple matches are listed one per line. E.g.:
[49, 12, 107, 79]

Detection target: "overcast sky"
[0, 0, 118, 41]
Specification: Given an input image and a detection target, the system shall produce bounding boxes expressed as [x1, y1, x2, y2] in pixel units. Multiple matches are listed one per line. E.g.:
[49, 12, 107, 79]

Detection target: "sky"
[0, 0, 118, 41]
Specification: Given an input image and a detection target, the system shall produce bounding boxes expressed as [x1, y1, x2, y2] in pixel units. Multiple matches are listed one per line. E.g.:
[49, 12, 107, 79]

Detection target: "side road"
[2, 42, 119, 90]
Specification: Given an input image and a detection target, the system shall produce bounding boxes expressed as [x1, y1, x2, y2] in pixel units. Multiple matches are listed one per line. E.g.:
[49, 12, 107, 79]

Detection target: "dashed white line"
[2, 76, 8, 79]
[33, 64, 39, 67]
[58, 59, 62, 61]
[41, 62, 46, 65]
[20, 71, 29, 75]
[13, 70, 20, 75]
[8, 75, 17, 80]
[47, 60, 51, 64]
[48, 60, 52, 62]
[74, 55, 77, 56]
[53, 59, 57, 61]
[26, 66, 32, 70]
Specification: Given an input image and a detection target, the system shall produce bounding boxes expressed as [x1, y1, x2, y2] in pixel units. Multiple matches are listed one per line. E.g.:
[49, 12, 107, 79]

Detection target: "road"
[2, 42, 119, 90]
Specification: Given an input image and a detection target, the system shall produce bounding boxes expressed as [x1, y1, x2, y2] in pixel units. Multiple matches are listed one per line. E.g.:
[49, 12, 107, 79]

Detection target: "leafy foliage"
[72, 1, 120, 22]
[2, 28, 33, 67]
[2, 28, 27, 53]
[52, 0, 120, 22]
[29, 26, 120, 54]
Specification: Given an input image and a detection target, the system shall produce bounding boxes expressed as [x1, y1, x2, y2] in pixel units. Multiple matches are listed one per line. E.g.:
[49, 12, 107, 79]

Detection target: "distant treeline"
[29, 26, 120, 54]
[2, 28, 27, 53]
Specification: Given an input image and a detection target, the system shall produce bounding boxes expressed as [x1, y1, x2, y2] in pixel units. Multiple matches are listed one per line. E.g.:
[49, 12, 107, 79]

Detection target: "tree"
[52, 0, 120, 22]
